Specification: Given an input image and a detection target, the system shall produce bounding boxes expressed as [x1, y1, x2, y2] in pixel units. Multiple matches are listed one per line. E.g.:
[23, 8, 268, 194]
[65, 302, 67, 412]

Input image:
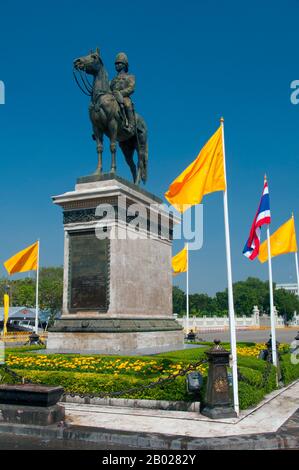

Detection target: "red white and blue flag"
[243, 178, 271, 260]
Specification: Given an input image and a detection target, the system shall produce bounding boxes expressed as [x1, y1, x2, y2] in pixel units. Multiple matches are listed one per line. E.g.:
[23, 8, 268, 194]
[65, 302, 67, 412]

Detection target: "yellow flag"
[165, 125, 226, 213]
[172, 247, 188, 275]
[258, 217, 298, 263]
[3, 293, 9, 336]
[4, 241, 38, 275]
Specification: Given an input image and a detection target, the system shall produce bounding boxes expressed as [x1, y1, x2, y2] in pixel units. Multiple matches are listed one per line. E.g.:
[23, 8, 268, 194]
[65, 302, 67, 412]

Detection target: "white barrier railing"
[175, 305, 290, 331]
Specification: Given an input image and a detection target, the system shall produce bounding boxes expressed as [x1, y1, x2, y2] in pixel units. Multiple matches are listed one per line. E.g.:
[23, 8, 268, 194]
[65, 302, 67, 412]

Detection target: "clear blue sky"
[0, 0, 298, 295]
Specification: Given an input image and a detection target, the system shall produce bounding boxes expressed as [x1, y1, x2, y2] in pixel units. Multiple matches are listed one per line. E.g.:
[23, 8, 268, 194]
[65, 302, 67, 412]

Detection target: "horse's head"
[73, 47, 103, 75]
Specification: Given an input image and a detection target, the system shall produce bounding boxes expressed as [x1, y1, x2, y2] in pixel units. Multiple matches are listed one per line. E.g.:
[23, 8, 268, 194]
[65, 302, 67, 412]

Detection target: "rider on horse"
[110, 52, 135, 134]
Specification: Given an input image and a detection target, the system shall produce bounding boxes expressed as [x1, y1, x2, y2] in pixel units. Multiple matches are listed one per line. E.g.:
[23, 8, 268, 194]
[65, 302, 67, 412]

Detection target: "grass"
[5, 344, 46, 354]
[154, 347, 208, 362]
[2, 342, 297, 410]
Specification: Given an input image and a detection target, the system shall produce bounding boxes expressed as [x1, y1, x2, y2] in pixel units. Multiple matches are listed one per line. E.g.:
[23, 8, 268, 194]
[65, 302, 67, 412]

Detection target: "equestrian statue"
[73, 48, 148, 185]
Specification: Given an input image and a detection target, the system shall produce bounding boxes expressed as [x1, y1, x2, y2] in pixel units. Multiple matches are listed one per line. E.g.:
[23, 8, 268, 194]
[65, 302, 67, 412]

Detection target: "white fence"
[176, 306, 289, 332]
[289, 313, 299, 326]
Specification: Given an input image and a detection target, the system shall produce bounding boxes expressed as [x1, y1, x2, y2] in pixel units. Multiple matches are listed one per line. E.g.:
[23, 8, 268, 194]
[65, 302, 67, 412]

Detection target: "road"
[197, 328, 298, 344]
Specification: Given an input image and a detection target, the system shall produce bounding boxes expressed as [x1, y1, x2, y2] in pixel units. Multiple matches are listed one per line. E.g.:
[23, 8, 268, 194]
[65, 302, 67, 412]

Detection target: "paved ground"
[0, 433, 124, 450]
[0, 409, 298, 450]
[63, 381, 299, 440]
[198, 328, 298, 344]
[0, 380, 297, 450]
[31, 343, 203, 356]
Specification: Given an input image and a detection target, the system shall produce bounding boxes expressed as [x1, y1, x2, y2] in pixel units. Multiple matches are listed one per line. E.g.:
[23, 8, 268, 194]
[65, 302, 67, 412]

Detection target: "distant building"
[0, 306, 44, 331]
[276, 283, 299, 296]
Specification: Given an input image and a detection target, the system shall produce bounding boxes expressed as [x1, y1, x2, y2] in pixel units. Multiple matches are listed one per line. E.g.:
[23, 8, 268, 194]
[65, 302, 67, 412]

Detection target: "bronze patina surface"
[73, 49, 148, 185]
[69, 231, 109, 311]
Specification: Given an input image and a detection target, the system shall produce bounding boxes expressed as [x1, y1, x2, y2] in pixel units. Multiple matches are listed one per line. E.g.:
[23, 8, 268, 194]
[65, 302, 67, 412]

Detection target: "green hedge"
[237, 355, 269, 372]
[280, 353, 299, 384]
[238, 363, 276, 394]
[238, 382, 266, 410]
[0, 368, 19, 385]
[3, 346, 295, 411]
[14, 369, 191, 402]
[12, 366, 276, 410]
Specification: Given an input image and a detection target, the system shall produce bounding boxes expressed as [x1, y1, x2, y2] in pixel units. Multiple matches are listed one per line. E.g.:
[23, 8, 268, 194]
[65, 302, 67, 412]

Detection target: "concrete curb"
[0, 415, 298, 449]
[61, 395, 200, 412]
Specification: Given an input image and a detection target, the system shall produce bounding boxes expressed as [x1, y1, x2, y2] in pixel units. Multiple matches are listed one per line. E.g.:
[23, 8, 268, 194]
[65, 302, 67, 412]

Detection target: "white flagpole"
[266, 226, 277, 366]
[292, 213, 299, 298]
[35, 240, 40, 334]
[221, 118, 239, 416]
[186, 243, 189, 334]
[295, 251, 299, 298]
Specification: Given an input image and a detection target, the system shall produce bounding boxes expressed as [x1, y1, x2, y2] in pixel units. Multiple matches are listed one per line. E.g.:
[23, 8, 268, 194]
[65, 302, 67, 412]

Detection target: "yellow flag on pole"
[3, 293, 9, 336]
[165, 125, 226, 213]
[172, 246, 188, 275]
[4, 241, 38, 275]
[258, 216, 298, 263]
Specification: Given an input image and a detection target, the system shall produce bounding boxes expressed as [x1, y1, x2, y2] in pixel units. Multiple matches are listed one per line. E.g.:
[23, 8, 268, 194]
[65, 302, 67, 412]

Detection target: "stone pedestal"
[0, 384, 65, 426]
[47, 174, 183, 353]
[0, 403, 65, 426]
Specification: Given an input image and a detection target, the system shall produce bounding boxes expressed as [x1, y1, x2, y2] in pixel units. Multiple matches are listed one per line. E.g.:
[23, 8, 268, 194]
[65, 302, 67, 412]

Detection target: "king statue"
[73, 48, 148, 185]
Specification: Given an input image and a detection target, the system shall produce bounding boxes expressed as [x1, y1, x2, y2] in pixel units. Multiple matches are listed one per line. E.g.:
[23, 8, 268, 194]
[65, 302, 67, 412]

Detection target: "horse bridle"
[73, 66, 93, 96]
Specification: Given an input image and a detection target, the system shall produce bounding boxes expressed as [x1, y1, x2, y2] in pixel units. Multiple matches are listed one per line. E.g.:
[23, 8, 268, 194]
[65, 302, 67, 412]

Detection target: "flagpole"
[35, 239, 40, 335]
[220, 118, 239, 416]
[295, 251, 299, 298]
[186, 243, 189, 334]
[292, 213, 299, 298]
[266, 226, 277, 366]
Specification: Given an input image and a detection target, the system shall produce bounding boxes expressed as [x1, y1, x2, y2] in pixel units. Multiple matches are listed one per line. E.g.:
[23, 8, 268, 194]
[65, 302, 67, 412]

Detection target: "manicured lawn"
[1, 342, 297, 410]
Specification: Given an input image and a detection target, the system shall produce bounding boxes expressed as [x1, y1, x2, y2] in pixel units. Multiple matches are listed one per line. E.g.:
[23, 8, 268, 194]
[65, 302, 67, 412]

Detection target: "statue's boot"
[124, 108, 135, 134]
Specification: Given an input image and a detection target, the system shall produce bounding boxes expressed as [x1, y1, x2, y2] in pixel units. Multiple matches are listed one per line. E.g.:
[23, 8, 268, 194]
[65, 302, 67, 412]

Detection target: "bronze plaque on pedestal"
[68, 231, 109, 311]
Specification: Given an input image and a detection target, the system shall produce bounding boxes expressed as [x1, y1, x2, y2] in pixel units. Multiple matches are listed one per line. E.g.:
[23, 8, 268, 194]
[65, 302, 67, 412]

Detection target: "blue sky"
[0, 0, 298, 295]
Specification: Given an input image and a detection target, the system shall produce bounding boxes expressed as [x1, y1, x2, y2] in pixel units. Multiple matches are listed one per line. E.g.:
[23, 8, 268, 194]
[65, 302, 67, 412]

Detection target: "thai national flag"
[243, 178, 271, 260]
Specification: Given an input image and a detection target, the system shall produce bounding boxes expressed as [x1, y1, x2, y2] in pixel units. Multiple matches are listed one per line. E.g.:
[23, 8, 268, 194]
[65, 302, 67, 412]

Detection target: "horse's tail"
[139, 140, 148, 184]
[135, 115, 148, 184]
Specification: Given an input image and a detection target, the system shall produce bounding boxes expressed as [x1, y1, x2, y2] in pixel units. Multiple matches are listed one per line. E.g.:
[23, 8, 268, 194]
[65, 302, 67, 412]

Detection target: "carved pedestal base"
[48, 174, 183, 354]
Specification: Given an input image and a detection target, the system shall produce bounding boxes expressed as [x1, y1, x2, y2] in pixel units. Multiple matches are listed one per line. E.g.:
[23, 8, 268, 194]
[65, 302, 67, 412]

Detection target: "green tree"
[12, 279, 35, 306]
[0, 267, 63, 325]
[39, 267, 63, 326]
[215, 290, 228, 311]
[274, 288, 299, 321]
[233, 277, 269, 316]
[189, 293, 215, 313]
[172, 277, 299, 319]
[0, 278, 35, 307]
[173, 286, 186, 316]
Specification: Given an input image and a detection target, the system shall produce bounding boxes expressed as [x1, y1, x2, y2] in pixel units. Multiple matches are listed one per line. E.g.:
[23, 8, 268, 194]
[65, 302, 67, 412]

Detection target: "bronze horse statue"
[73, 49, 148, 185]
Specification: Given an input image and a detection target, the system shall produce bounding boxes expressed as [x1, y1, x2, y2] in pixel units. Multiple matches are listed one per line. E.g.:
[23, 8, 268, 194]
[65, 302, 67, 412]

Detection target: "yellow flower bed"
[6, 353, 210, 377]
[237, 343, 289, 358]
[5, 343, 289, 377]
[6, 355, 171, 376]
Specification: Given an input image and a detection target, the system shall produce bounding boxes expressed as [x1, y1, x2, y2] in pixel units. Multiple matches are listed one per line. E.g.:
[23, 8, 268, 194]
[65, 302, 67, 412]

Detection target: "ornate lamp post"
[201, 340, 237, 419]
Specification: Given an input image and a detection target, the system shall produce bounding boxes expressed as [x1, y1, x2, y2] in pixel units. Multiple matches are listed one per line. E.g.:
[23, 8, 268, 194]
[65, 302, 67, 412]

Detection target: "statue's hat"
[115, 52, 128, 66]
